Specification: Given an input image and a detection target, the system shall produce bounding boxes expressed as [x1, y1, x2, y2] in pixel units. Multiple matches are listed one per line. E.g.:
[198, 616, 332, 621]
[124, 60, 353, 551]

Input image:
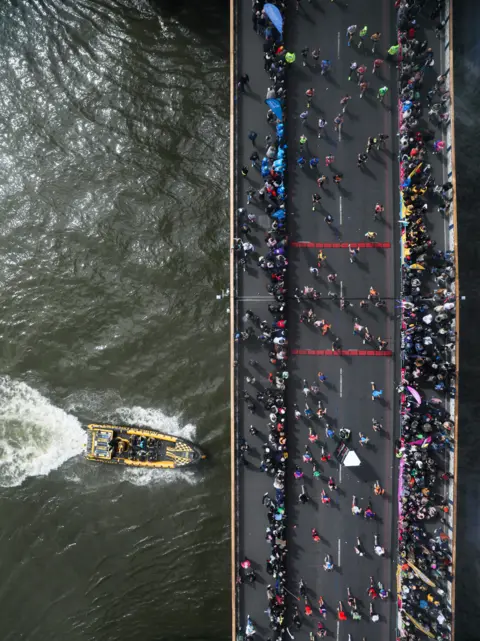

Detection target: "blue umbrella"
[265, 98, 283, 121]
[264, 3, 283, 35]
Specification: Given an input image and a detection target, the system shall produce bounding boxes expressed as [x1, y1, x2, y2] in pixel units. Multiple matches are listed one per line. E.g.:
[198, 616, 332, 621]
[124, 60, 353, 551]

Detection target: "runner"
[370, 31, 381, 53]
[377, 85, 389, 102]
[346, 24, 357, 47]
[320, 59, 331, 75]
[372, 57, 383, 74]
[317, 118, 327, 138]
[340, 94, 351, 113]
[312, 193, 322, 210]
[333, 174, 342, 186]
[374, 202, 384, 219]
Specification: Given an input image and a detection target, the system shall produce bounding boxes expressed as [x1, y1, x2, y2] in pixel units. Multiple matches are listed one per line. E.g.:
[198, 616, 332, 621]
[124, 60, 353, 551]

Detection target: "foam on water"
[0, 377, 85, 487]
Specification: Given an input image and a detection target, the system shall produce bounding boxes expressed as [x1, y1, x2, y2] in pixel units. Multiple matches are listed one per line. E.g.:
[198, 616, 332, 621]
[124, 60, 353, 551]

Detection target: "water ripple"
[0, 0, 229, 639]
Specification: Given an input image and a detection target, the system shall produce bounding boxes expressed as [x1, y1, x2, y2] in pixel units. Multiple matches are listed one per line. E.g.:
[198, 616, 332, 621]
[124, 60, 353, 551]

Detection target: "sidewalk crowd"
[396, 1, 455, 639]
[235, 3, 289, 639]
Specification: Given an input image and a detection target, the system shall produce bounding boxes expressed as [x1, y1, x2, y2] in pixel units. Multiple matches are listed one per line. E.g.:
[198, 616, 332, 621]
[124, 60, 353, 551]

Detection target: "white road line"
[340, 280, 343, 298]
[340, 367, 343, 397]
[338, 127, 342, 143]
[337, 32, 341, 60]
[339, 464, 343, 483]
[339, 195, 343, 225]
[337, 538, 341, 566]
[336, 620, 340, 641]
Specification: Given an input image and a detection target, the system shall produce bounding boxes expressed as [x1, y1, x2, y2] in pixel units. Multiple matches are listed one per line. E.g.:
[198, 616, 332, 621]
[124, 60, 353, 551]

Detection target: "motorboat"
[85, 423, 205, 469]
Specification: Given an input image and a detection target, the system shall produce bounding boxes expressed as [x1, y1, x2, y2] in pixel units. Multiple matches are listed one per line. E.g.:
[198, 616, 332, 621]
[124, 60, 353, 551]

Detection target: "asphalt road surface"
[234, 1, 448, 639]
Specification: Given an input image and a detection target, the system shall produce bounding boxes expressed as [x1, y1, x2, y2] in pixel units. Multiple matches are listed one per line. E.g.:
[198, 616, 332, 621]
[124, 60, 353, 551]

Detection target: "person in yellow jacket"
[285, 51, 296, 64]
[387, 44, 400, 57]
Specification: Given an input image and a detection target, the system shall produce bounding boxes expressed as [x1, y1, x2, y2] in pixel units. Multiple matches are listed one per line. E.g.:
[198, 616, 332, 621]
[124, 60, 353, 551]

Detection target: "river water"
[0, 1, 229, 639]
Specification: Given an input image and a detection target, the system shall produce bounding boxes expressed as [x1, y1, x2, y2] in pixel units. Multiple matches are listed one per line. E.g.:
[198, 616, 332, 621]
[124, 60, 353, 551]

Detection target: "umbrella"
[264, 3, 283, 35]
[410, 263, 426, 270]
[265, 97, 283, 122]
[407, 436, 432, 447]
[406, 386, 422, 405]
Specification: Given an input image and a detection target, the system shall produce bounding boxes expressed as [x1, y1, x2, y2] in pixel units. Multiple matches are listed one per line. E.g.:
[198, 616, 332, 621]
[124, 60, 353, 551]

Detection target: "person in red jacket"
[337, 601, 348, 621]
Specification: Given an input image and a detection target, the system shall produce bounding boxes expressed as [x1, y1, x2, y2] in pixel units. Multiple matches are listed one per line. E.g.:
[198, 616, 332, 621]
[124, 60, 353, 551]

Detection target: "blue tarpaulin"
[265, 98, 283, 122]
[264, 3, 283, 35]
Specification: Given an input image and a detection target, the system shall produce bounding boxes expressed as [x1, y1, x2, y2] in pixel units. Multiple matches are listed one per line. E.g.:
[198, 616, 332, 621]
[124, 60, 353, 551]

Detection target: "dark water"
[0, 1, 230, 639]
[452, 1, 480, 639]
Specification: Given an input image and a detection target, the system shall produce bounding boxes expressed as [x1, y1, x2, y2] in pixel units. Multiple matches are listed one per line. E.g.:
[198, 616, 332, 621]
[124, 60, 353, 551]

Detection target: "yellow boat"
[86, 423, 205, 469]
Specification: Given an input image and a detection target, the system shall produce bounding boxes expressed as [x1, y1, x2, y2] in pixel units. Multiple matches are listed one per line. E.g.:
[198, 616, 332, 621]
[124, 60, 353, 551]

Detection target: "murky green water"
[0, 1, 230, 639]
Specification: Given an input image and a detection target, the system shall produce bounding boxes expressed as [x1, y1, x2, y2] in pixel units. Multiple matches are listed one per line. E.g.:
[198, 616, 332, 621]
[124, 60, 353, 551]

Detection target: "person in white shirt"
[374, 534, 386, 556]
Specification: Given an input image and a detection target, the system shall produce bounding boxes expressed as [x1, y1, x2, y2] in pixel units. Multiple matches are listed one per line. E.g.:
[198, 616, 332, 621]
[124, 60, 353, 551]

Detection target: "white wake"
[0, 377, 84, 487]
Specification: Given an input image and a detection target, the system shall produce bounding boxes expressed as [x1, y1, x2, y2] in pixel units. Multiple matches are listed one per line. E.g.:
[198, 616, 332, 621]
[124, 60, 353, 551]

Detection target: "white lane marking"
[340, 367, 343, 397]
[339, 195, 343, 225]
[336, 620, 340, 641]
[339, 463, 343, 483]
[340, 281, 343, 298]
[338, 126, 342, 143]
[338, 538, 341, 566]
[337, 32, 341, 60]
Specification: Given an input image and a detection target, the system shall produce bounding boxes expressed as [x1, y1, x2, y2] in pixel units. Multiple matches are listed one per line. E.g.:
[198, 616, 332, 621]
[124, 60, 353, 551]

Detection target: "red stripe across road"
[291, 349, 393, 357]
[291, 242, 391, 248]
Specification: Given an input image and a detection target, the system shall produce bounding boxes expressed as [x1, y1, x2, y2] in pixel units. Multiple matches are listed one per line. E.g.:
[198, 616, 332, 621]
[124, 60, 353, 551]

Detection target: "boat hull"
[85, 423, 205, 469]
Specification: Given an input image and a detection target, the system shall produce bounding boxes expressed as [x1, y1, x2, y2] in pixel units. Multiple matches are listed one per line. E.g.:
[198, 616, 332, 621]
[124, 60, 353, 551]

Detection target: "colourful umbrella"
[406, 386, 422, 405]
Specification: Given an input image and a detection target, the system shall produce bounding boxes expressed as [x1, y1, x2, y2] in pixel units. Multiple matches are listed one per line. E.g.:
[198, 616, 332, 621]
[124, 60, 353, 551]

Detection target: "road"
[233, 1, 448, 640]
